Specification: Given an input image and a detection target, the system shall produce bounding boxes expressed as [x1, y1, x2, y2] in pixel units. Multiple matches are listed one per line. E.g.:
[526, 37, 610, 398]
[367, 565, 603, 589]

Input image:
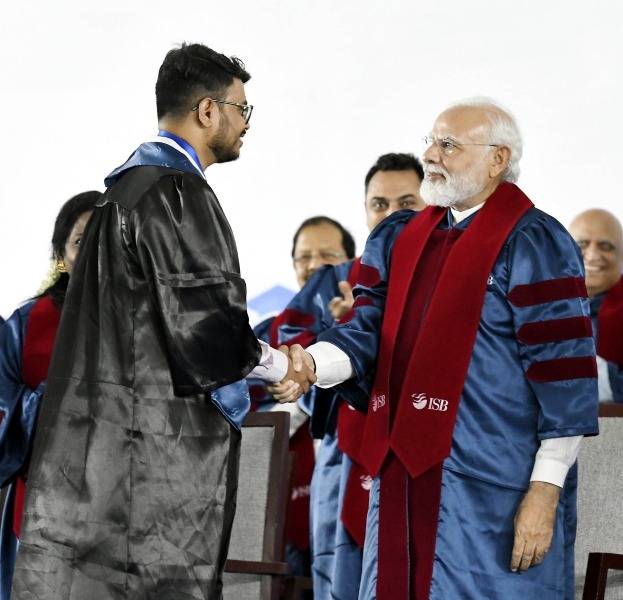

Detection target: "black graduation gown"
[11, 144, 261, 599]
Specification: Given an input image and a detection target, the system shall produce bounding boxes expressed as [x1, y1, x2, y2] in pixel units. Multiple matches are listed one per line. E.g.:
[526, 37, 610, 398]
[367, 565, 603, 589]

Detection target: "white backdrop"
[1, 0, 620, 319]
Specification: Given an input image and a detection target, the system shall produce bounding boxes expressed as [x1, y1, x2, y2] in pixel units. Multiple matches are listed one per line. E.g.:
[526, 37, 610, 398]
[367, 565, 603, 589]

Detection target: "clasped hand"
[267, 344, 317, 403]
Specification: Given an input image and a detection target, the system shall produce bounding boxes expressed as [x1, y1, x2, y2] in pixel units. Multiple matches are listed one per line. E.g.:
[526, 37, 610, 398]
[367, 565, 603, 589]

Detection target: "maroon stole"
[360, 182, 533, 479]
[336, 257, 371, 548]
[361, 182, 533, 599]
[597, 277, 623, 367]
[15, 295, 61, 538]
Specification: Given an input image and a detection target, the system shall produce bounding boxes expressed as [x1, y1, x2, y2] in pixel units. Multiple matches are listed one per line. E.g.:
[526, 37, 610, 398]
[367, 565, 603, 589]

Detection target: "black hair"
[36, 190, 102, 308]
[291, 216, 356, 260]
[156, 42, 251, 120]
[364, 152, 424, 192]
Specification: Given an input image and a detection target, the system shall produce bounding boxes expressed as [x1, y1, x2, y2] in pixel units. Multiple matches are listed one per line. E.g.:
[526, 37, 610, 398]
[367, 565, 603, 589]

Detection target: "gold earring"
[57, 260, 67, 273]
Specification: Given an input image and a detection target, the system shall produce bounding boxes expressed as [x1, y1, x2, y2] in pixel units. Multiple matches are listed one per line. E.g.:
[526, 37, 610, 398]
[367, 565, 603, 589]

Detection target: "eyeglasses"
[191, 99, 253, 124]
[293, 251, 346, 266]
[421, 135, 499, 156]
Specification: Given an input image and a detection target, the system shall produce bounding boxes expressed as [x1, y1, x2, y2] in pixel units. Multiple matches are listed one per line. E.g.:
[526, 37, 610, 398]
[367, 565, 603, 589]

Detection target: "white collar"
[450, 201, 485, 225]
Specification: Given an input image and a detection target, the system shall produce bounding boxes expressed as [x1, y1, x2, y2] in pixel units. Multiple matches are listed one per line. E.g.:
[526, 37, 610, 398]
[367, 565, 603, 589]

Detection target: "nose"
[307, 254, 324, 273]
[583, 243, 600, 261]
[423, 142, 440, 163]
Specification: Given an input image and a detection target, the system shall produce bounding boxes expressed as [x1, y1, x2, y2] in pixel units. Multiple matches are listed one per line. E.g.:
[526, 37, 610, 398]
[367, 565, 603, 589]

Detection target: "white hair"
[446, 96, 522, 183]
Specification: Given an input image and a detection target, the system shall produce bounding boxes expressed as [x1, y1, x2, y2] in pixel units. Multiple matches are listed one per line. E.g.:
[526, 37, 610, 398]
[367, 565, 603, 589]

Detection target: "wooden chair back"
[223, 410, 291, 600]
[575, 404, 623, 599]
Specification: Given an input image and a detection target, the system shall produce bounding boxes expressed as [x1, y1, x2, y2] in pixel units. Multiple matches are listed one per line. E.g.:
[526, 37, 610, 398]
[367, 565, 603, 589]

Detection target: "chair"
[575, 403, 623, 599]
[223, 410, 291, 600]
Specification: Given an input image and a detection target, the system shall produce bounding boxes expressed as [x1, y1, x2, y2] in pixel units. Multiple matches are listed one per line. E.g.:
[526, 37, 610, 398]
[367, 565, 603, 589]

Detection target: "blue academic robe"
[0, 300, 43, 600]
[271, 261, 364, 600]
[319, 206, 598, 599]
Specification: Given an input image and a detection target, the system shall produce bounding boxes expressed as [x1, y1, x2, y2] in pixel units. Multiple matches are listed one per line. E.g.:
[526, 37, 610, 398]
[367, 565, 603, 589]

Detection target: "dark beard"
[212, 139, 240, 163]
[210, 116, 240, 164]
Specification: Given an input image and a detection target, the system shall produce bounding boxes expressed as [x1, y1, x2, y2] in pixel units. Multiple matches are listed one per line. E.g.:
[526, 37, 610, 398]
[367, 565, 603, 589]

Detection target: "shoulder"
[507, 207, 580, 255]
[7, 300, 37, 326]
[503, 208, 584, 282]
[368, 209, 420, 242]
[0, 299, 36, 345]
[332, 259, 356, 281]
[106, 166, 210, 213]
[510, 207, 572, 241]
[306, 260, 355, 289]
[362, 210, 421, 270]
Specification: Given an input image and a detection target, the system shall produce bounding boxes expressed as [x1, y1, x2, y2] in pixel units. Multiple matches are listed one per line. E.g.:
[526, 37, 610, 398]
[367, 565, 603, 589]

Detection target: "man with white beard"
[274, 98, 599, 599]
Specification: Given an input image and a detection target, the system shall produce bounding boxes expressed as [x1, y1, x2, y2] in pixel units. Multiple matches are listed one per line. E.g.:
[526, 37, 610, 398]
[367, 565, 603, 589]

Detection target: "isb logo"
[372, 394, 386, 412]
[411, 393, 448, 412]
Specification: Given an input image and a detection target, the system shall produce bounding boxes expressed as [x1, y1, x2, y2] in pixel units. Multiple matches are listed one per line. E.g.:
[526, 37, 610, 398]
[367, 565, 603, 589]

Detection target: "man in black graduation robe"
[11, 43, 312, 600]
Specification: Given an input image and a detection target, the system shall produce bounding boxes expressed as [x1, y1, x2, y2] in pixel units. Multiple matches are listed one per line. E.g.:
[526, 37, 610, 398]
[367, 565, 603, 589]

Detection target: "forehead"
[570, 213, 622, 242]
[225, 78, 246, 102]
[295, 223, 344, 251]
[70, 211, 92, 233]
[366, 170, 421, 199]
[431, 107, 490, 140]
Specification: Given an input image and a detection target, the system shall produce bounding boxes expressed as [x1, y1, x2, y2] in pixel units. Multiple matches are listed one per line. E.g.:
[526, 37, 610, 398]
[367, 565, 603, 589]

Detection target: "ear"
[489, 145, 511, 178]
[194, 97, 219, 129]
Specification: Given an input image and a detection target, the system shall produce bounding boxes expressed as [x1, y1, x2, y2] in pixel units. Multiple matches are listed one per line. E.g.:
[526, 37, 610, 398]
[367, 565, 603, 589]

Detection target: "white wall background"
[1, 0, 621, 320]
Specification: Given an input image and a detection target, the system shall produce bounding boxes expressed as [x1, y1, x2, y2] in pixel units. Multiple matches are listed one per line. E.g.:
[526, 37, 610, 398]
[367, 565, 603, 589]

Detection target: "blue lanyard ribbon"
[157, 130, 203, 173]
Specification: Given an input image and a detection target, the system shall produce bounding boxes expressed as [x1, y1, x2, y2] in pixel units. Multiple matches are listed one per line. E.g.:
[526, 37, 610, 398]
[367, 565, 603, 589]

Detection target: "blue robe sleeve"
[0, 302, 45, 487]
[506, 212, 599, 438]
[318, 210, 417, 413]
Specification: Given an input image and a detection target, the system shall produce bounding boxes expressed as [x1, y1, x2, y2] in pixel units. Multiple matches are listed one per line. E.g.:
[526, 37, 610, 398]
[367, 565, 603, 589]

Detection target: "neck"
[452, 180, 503, 212]
[157, 119, 216, 170]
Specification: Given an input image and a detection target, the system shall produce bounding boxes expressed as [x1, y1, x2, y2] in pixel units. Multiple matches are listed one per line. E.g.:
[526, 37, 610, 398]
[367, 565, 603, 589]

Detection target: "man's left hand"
[510, 481, 561, 573]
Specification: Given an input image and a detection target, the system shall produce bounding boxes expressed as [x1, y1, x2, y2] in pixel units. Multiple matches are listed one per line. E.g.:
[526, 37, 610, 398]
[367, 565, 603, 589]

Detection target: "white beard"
[421, 163, 487, 208]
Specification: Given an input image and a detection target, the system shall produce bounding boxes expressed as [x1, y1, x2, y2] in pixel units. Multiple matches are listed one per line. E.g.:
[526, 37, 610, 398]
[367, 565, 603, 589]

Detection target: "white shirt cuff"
[529, 435, 583, 487]
[307, 341, 355, 388]
[246, 340, 289, 383]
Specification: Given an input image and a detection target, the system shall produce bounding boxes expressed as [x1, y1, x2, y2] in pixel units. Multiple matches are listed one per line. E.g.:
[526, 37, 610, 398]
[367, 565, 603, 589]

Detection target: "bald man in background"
[569, 208, 623, 402]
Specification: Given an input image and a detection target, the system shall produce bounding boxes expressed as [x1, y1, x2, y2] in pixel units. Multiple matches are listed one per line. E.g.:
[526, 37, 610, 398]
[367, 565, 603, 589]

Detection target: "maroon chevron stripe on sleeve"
[516, 316, 593, 345]
[507, 277, 588, 307]
[526, 356, 597, 382]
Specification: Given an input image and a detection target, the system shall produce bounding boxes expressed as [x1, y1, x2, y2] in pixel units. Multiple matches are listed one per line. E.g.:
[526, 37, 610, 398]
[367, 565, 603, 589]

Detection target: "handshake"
[268, 344, 317, 403]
